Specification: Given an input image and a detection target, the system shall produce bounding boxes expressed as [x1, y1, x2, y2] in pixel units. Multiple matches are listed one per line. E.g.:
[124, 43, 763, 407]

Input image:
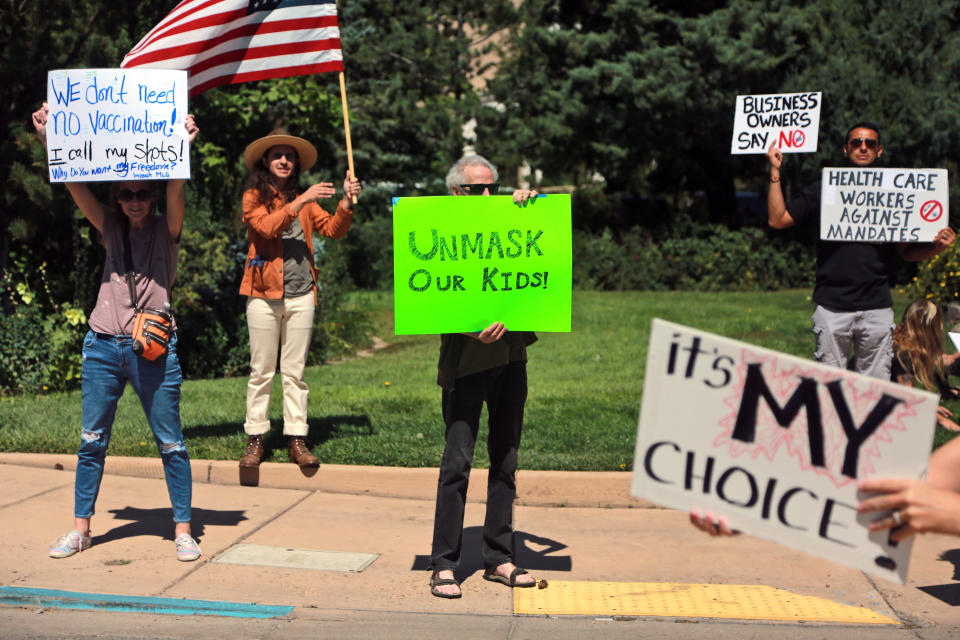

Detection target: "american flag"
[121, 0, 343, 97]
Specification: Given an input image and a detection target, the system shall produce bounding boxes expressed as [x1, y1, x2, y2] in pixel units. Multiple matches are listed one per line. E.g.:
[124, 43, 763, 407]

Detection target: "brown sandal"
[483, 566, 536, 588]
[430, 571, 462, 599]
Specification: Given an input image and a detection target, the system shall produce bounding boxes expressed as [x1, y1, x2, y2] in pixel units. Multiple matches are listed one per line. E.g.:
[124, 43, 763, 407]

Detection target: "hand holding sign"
[32, 102, 50, 145]
[933, 227, 956, 252]
[513, 189, 539, 206]
[858, 473, 960, 542]
[689, 509, 739, 537]
[184, 114, 199, 143]
[474, 322, 508, 343]
[766, 142, 783, 171]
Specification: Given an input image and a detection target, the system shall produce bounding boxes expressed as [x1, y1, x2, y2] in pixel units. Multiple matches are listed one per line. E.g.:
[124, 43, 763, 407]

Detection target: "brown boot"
[289, 437, 319, 467]
[238, 435, 264, 468]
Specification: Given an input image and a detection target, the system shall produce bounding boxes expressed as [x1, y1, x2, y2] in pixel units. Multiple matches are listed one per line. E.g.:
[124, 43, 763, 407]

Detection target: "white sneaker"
[49, 531, 92, 558]
[175, 534, 201, 562]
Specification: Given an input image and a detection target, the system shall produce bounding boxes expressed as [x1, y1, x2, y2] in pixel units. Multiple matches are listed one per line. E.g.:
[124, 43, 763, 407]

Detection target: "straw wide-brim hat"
[243, 129, 318, 172]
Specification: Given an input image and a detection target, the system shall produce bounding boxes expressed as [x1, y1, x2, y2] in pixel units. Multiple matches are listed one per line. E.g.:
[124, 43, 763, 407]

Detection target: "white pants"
[244, 293, 315, 436]
[812, 305, 894, 380]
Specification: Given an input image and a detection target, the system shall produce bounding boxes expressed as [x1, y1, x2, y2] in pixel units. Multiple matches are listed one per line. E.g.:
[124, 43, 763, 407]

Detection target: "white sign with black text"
[631, 319, 938, 584]
[820, 168, 949, 243]
[730, 91, 821, 154]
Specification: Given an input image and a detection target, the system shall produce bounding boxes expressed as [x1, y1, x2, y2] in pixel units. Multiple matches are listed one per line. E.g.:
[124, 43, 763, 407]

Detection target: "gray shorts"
[812, 305, 894, 380]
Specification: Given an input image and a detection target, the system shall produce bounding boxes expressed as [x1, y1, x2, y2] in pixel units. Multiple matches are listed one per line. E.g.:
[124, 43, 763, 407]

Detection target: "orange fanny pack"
[131, 308, 173, 361]
[122, 218, 174, 362]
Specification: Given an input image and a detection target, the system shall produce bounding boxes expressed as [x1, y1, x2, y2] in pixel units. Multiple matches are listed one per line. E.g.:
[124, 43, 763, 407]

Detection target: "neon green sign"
[392, 195, 572, 335]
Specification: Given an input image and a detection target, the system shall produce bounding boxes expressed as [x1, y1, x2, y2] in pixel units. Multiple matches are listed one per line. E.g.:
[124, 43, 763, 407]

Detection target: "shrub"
[309, 234, 375, 363]
[172, 224, 250, 379]
[902, 238, 960, 305]
[573, 217, 815, 291]
[0, 256, 87, 394]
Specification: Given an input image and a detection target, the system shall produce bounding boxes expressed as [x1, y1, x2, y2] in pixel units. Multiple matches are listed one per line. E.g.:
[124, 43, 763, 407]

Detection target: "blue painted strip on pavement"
[0, 587, 293, 619]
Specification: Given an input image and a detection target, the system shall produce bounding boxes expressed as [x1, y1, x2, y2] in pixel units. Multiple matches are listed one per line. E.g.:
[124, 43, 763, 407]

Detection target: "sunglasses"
[458, 183, 499, 195]
[117, 189, 154, 202]
[268, 150, 298, 161]
[847, 137, 879, 150]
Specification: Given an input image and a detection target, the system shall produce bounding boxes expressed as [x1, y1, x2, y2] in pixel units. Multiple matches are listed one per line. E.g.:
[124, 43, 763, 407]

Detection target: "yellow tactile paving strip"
[513, 581, 896, 624]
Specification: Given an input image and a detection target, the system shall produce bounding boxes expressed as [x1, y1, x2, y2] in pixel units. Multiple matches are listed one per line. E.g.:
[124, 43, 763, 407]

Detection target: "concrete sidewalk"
[2, 452, 960, 638]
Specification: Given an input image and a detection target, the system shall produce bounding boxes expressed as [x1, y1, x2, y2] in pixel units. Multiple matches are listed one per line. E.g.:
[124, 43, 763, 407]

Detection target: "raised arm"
[33, 102, 107, 232]
[165, 114, 199, 239]
[766, 143, 795, 229]
[242, 183, 334, 237]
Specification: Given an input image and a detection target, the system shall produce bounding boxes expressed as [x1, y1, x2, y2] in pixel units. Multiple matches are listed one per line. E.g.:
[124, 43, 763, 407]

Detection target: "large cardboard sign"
[730, 91, 821, 154]
[820, 168, 949, 243]
[392, 195, 572, 335]
[632, 319, 938, 584]
[45, 68, 190, 182]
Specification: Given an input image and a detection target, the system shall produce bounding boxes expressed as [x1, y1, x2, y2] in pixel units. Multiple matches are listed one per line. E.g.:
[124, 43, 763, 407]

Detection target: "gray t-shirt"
[282, 218, 314, 298]
[88, 212, 179, 335]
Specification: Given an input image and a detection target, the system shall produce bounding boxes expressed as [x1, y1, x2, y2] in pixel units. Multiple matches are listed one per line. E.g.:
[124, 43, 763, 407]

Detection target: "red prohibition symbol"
[920, 200, 944, 222]
[792, 130, 805, 147]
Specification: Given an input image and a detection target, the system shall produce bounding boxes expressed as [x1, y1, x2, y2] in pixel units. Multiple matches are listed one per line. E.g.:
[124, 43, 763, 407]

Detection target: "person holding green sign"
[237, 129, 361, 469]
[429, 155, 540, 599]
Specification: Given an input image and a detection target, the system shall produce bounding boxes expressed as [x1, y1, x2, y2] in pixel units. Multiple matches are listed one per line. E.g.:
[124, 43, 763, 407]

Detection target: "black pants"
[430, 361, 527, 571]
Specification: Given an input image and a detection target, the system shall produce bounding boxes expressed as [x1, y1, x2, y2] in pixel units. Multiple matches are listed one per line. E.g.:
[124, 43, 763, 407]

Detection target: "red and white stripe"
[122, 0, 342, 97]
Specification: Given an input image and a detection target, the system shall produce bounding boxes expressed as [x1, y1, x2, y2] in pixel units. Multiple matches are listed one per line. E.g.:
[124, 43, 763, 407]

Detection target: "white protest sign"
[820, 168, 949, 243]
[730, 91, 821, 154]
[631, 319, 938, 584]
[45, 68, 190, 182]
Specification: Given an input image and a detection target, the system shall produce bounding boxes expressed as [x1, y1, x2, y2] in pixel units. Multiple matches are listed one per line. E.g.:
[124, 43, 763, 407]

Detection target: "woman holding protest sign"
[237, 129, 361, 469]
[32, 103, 202, 562]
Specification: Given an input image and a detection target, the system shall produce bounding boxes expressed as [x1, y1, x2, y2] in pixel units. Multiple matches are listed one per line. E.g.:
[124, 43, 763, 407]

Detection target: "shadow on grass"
[181, 421, 245, 439]
[307, 414, 374, 445]
[410, 527, 571, 583]
[183, 414, 373, 451]
[92, 506, 248, 546]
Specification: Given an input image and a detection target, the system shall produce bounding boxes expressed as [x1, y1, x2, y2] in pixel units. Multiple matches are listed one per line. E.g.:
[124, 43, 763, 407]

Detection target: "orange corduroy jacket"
[238, 187, 353, 300]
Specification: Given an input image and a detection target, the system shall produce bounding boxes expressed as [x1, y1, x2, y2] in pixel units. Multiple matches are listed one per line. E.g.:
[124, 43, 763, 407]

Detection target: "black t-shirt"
[788, 179, 899, 311]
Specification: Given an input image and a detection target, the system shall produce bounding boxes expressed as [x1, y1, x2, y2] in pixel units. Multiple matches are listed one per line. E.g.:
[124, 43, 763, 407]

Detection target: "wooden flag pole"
[339, 71, 357, 204]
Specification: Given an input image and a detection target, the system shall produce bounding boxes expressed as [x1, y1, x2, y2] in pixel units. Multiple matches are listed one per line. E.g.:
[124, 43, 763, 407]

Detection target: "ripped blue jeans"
[75, 330, 191, 523]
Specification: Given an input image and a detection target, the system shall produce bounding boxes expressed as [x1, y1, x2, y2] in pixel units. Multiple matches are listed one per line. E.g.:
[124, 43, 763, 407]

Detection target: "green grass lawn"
[1, 290, 956, 469]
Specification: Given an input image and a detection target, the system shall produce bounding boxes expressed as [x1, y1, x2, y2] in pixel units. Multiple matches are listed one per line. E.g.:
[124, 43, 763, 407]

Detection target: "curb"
[0, 452, 651, 509]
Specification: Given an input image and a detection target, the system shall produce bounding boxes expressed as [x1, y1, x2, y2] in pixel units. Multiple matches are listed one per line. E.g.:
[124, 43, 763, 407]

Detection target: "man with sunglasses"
[428, 155, 540, 599]
[767, 122, 955, 379]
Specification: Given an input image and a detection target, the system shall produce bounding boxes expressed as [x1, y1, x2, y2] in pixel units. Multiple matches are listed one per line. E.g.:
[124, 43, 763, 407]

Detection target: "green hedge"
[573, 219, 815, 291]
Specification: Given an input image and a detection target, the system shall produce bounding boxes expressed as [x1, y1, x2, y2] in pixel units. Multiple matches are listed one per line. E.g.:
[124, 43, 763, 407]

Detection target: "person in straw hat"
[237, 129, 361, 468]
